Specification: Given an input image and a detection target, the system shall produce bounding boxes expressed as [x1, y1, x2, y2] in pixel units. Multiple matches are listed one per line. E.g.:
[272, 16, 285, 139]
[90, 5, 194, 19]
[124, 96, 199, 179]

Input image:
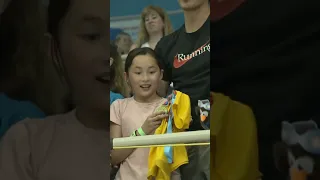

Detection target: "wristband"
[130, 130, 136, 137]
[137, 127, 146, 136]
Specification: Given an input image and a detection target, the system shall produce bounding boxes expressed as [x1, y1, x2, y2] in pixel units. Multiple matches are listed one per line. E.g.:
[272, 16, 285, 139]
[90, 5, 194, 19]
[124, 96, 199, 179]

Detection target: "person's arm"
[110, 102, 166, 165]
[154, 38, 172, 97]
[110, 100, 136, 165]
[110, 122, 136, 165]
[0, 122, 34, 180]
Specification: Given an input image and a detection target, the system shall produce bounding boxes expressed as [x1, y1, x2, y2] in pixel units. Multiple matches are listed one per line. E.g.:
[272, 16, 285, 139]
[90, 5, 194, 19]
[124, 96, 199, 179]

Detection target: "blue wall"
[110, 0, 185, 30]
[111, 0, 181, 16]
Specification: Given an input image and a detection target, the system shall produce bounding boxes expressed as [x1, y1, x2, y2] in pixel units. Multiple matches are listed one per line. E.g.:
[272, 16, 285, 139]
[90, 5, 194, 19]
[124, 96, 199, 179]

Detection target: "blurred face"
[116, 35, 132, 54]
[127, 54, 162, 100]
[178, 0, 208, 11]
[55, 0, 109, 110]
[144, 10, 164, 35]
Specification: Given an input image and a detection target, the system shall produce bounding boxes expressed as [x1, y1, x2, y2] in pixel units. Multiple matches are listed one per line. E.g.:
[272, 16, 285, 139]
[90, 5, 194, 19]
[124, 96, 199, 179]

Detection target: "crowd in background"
[110, 5, 175, 100]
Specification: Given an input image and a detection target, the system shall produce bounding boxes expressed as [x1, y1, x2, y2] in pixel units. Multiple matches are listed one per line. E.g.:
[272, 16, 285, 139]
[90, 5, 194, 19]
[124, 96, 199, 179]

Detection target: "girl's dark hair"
[0, 0, 46, 96]
[47, 0, 70, 38]
[125, 47, 162, 73]
[0, 8, 16, 79]
[47, 0, 74, 111]
[47, 0, 71, 77]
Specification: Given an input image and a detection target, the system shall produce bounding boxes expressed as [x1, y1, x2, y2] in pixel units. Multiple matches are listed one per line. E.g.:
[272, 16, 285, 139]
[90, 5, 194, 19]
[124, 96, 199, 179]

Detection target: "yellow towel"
[148, 91, 191, 180]
[211, 92, 262, 180]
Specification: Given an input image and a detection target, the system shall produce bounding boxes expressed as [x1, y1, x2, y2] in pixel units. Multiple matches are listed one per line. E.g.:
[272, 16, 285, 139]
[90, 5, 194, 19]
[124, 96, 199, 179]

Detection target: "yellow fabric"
[148, 91, 191, 180]
[211, 92, 262, 180]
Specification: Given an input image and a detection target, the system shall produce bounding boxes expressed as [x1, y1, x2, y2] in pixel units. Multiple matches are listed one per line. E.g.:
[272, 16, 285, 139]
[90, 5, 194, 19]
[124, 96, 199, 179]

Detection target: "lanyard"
[164, 92, 176, 163]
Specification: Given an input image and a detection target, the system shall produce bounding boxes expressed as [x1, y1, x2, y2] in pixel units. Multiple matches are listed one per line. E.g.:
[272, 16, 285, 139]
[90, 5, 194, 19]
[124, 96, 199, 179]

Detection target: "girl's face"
[54, 0, 109, 110]
[127, 54, 162, 100]
[144, 10, 164, 35]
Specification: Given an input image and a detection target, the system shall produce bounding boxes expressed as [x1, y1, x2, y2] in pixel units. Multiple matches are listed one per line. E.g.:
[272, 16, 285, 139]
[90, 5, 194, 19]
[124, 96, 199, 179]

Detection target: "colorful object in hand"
[155, 104, 169, 114]
[164, 92, 176, 163]
[148, 90, 191, 180]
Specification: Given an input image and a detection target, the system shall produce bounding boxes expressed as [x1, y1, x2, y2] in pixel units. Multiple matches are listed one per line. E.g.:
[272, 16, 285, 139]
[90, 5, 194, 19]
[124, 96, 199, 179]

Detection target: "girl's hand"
[141, 111, 168, 135]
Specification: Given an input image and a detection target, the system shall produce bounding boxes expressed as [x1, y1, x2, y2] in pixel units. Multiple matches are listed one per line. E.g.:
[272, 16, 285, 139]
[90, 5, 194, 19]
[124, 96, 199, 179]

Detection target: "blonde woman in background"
[131, 5, 173, 50]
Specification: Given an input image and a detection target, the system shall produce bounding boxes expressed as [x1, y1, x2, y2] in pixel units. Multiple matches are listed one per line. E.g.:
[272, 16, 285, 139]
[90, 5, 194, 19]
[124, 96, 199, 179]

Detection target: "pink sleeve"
[0, 122, 34, 179]
[110, 100, 121, 125]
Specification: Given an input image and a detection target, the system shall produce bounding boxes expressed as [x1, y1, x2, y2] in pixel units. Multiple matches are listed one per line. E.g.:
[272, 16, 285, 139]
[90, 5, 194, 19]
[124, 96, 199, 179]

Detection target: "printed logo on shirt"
[173, 40, 210, 68]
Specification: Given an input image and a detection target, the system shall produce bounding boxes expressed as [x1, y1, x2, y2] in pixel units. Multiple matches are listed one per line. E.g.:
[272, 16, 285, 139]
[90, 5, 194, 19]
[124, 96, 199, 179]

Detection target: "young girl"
[110, 43, 127, 104]
[0, 0, 110, 179]
[110, 47, 180, 180]
[114, 32, 132, 55]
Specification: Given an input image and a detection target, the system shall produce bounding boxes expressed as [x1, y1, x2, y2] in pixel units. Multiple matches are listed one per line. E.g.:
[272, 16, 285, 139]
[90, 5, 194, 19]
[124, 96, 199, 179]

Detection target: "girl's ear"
[159, 69, 164, 80]
[124, 72, 129, 83]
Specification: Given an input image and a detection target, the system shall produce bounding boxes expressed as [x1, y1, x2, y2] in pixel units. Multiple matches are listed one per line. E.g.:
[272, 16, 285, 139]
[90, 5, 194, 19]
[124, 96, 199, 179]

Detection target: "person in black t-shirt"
[155, 0, 210, 179]
[211, 0, 320, 179]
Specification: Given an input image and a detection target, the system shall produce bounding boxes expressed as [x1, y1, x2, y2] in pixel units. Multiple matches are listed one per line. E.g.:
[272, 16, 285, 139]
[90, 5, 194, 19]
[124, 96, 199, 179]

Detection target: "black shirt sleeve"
[154, 38, 172, 83]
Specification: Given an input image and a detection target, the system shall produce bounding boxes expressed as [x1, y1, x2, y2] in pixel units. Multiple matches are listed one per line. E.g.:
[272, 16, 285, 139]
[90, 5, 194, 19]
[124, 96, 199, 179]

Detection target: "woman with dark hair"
[0, 0, 110, 179]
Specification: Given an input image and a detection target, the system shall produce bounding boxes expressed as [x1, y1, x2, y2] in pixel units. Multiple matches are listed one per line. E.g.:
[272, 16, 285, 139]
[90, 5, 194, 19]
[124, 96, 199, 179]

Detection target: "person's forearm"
[111, 148, 135, 165]
[111, 130, 141, 165]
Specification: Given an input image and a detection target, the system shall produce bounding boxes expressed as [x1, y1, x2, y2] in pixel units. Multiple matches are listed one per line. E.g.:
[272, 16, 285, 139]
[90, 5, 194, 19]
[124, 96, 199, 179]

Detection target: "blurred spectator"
[110, 43, 128, 104]
[110, 28, 124, 41]
[115, 32, 132, 55]
[130, 5, 173, 50]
